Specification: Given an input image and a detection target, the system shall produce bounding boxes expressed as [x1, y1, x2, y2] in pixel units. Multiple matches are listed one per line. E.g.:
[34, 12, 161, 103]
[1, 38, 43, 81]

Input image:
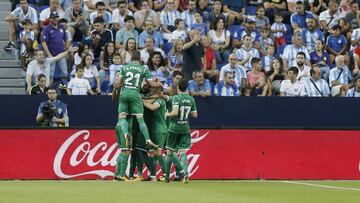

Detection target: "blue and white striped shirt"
[283, 44, 310, 67]
[181, 10, 196, 32]
[329, 67, 352, 85]
[302, 77, 330, 97]
[346, 88, 360, 97]
[262, 55, 274, 72]
[214, 81, 239, 96]
[301, 28, 324, 52]
[235, 47, 260, 70]
[160, 9, 182, 27]
[271, 22, 287, 38]
[220, 64, 247, 87]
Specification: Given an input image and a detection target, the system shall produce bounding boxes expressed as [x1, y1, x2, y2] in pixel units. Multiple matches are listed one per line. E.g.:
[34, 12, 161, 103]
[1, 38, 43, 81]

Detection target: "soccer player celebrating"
[113, 50, 161, 181]
[164, 79, 198, 183]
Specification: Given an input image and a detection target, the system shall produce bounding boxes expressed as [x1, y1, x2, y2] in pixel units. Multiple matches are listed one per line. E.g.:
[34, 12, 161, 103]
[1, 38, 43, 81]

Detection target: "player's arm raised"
[165, 105, 179, 117]
[143, 100, 160, 111]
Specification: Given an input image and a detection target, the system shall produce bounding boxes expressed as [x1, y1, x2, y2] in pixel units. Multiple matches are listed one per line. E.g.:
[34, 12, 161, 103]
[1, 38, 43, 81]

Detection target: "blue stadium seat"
[285, 24, 293, 44]
[163, 42, 173, 55]
[228, 25, 242, 40]
[39, 5, 49, 13]
[246, 6, 257, 16]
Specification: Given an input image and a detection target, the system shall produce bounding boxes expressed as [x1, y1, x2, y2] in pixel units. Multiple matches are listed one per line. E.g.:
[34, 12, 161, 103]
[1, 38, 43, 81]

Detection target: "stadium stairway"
[0, 0, 25, 95]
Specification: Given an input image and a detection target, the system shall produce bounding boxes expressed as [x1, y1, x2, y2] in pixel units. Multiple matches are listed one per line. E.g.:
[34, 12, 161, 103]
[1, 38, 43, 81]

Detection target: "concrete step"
[0, 78, 24, 86]
[0, 87, 25, 95]
[0, 59, 20, 68]
[0, 11, 8, 20]
[0, 22, 9, 30]
[0, 41, 18, 59]
[0, 30, 8, 40]
[0, 2, 11, 11]
[0, 0, 10, 2]
[0, 67, 24, 78]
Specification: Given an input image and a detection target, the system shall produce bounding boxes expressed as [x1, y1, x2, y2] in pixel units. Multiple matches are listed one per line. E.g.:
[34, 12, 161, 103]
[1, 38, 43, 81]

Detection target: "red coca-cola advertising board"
[1, 129, 360, 180]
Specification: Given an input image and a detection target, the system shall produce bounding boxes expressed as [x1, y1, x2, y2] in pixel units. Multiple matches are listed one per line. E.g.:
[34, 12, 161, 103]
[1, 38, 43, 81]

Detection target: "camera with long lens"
[41, 102, 55, 127]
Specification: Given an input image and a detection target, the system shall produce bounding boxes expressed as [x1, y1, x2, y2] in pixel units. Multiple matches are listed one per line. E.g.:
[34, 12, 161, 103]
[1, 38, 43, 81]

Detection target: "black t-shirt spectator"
[91, 29, 113, 59]
[30, 84, 48, 95]
[182, 39, 204, 80]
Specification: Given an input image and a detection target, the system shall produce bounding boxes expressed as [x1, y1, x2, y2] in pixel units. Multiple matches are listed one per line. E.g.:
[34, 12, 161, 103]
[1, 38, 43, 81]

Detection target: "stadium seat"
[246, 6, 257, 16]
[39, 5, 49, 13]
[163, 42, 173, 55]
[277, 45, 287, 57]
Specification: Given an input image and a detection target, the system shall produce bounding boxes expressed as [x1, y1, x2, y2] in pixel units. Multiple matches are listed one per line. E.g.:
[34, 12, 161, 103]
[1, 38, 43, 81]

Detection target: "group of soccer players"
[112, 50, 197, 183]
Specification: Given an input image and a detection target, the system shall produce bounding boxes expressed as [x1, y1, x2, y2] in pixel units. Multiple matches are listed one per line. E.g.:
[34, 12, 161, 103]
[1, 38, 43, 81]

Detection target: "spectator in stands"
[67, 65, 95, 95]
[280, 67, 305, 97]
[345, 1, 360, 30]
[81, 54, 100, 93]
[353, 45, 360, 75]
[112, 0, 133, 31]
[182, 29, 204, 80]
[26, 49, 70, 93]
[246, 57, 266, 96]
[134, 0, 159, 31]
[170, 18, 187, 42]
[108, 53, 122, 93]
[319, 0, 344, 36]
[140, 37, 166, 64]
[115, 15, 138, 50]
[206, 0, 225, 30]
[214, 71, 239, 96]
[259, 75, 273, 96]
[139, 20, 164, 49]
[29, 74, 48, 95]
[5, 0, 38, 50]
[351, 22, 360, 51]
[346, 76, 360, 97]
[283, 35, 310, 70]
[303, 66, 331, 97]
[153, 0, 167, 12]
[41, 11, 70, 85]
[339, 17, 352, 44]
[271, 13, 287, 49]
[223, 0, 246, 26]
[147, 51, 170, 81]
[329, 55, 352, 97]
[188, 71, 212, 97]
[255, 5, 270, 33]
[73, 43, 93, 68]
[91, 17, 113, 59]
[161, 0, 182, 40]
[99, 42, 116, 85]
[233, 17, 260, 49]
[191, 11, 208, 36]
[220, 53, 247, 90]
[36, 86, 69, 127]
[259, 27, 274, 56]
[208, 17, 231, 66]
[19, 19, 36, 56]
[64, 0, 90, 43]
[290, 1, 315, 30]
[165, 70, 183, 95]
[295, 52, 311, 80]
[301, 17, 324, 52]
[167, 39, 184, 72]
[235, 35, 260, 71]
[201, 36, 218, 83]
[90, 2, 112, 28]
[310, 40, 331, 81]
[263, 0, 289, 24]
[120, 38, 137, 64]
[40, 0, 65, 29]
[267, 57, 285, 95]
[326, 24, 349, 65]
[262, 44, 275, 72]
[20, 38, 35, 71]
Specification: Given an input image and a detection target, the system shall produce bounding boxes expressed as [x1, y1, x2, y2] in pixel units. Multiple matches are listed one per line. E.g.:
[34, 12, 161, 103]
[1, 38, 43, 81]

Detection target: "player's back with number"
[120, 63, 152, 91]
[168, 94, 197, 134]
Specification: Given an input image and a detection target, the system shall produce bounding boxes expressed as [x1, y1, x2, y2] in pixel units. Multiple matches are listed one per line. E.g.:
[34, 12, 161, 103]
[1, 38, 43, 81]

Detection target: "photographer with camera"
[36, 87, 69, 127]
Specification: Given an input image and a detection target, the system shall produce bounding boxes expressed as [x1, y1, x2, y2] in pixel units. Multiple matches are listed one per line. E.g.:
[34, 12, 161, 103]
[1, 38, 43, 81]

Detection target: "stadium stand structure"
[0, 0, 24, 95]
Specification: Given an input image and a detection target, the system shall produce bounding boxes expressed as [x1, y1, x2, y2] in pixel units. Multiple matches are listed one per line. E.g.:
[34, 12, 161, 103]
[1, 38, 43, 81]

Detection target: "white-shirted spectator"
[295, 52, 311, 80]
[329, 55, 352, 96]
[220, 53, 247, 89]
[67, 65, 95, 95]
[111, 0, 133, 30]
[346, 76, 360, 97]
[283, 35, 310, 70]
[90, 1, 112, 28]
[280, 67, 305, 97]
[303, 66, 330, 97]
[235, 35, 260, 71]
[39, 0, 65, 29]
[319, 0, 344, 34]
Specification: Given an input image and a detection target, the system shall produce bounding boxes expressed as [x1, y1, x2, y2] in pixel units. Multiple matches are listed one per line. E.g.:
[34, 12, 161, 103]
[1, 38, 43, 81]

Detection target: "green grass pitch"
[0, 180, 360, 203]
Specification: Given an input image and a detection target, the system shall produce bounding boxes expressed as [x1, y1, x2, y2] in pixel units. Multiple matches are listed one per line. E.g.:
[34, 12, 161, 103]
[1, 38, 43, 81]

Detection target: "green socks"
[137, 117, 150, 140]
[120, 153, 129, 177]
[180, 151, 189, 176]
[115, 154, 121, 176]
[119, 118, 129, 135]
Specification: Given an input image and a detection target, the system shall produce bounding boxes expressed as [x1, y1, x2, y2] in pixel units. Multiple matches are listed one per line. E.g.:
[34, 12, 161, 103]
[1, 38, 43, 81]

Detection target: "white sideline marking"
[281, 181, 360, 191]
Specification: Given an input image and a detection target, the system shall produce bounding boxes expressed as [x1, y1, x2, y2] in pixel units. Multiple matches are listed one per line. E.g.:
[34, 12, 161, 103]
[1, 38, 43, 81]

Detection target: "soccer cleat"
[146, 139, 158, 150]
[113, 175, 130, 181]
[124, 134, 133, 150]
[159, 175, 166, 182]
[164, 178, 170, 183]
[150, 177, 157, 182]
[182, 175, 189, 184]
[4, 41, 15, 51]
[131, 176, 144, 182]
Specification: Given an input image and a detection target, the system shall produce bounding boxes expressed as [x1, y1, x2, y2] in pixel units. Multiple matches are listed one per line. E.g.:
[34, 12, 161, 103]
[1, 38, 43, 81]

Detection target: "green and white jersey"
[152, 98, 167, 134]
[120, 62, 152, 92]
[168, 93, 197, 134]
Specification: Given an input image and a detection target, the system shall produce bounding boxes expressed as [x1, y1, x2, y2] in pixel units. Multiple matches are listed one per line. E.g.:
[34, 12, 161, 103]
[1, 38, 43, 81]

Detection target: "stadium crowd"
[6, 0, 360, 97]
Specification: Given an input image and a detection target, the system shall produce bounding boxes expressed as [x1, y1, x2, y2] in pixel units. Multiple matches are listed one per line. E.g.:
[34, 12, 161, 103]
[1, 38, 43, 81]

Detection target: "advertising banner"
[1, 129, 360, 180]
